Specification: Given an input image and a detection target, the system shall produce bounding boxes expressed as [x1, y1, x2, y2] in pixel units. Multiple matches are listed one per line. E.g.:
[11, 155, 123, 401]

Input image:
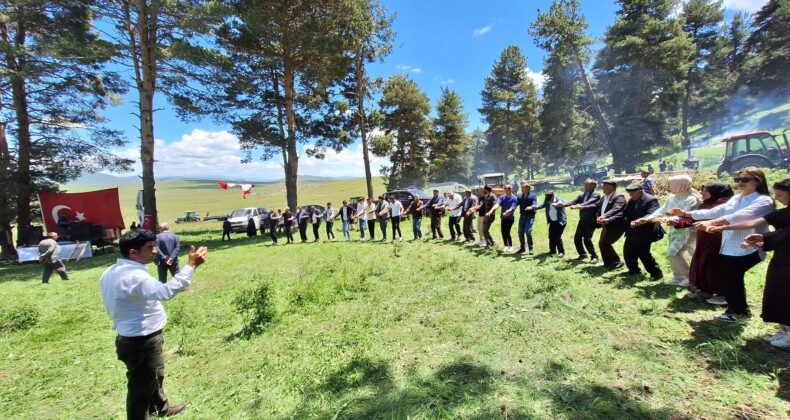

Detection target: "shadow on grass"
[681, 318, 790, 400]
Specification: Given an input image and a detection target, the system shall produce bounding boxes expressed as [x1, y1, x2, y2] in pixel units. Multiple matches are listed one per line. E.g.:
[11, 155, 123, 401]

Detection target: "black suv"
[384, 187, 430, 216]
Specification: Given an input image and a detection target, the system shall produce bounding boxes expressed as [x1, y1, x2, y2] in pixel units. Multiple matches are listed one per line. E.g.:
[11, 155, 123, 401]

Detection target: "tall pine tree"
[594, 0, 694, 170]
[428, 87, 471, 183]
[746, 0, 790, 95]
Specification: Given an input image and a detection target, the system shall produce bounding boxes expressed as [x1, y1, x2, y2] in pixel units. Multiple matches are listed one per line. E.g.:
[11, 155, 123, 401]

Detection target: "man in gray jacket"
[38, 232, 69, 283]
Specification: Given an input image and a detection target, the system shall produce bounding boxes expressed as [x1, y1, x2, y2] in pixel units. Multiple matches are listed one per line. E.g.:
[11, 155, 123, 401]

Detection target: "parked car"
[384, 187, 430, 216]
[227, 207, 263, 232]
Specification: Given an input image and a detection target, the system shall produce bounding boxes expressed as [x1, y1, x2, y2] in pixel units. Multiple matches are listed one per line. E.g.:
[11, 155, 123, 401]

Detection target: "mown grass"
[2, 201, 790, 418]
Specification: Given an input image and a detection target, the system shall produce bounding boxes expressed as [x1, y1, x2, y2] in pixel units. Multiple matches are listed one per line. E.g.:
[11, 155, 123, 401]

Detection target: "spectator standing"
[221, 218, 232, 241]
[155, 223, 180, 283]
[37, 232, 69, 283]
[641, 169, 656, 195]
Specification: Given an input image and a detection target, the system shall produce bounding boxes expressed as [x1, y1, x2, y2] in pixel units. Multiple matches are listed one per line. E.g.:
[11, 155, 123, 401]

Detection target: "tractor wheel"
[190, 218, 199, 223]
[728, 156, 774, 175]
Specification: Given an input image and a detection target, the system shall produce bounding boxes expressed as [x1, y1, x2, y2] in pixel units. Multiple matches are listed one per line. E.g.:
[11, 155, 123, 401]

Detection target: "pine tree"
[593, 0, 695, 170]
[479, 46, 540, 178]
[746, 0, 790, 95]
[371, 74, 431, 190]
[0, 0, 131, 245]
[428, 87, 471, 183]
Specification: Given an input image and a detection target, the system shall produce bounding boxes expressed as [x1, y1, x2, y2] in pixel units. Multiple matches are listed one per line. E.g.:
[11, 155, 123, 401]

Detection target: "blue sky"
[104, 0, 767, 181]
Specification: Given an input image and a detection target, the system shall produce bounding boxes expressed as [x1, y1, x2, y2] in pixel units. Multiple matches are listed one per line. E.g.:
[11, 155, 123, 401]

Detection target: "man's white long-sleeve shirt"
[100, 258, 194, 337]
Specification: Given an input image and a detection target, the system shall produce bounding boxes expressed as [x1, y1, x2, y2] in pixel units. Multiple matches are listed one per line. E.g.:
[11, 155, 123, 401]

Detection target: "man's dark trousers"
[448, 216, 461, 239]
[462, 216, 475, 241]
[598, 226, 624, 267]
[115, 331, 171, 419]
[623, 235, 661, 276]
[431, 214, 444, 239]
[42, 260, 68, 283]
[156, 262, 179, 284]
[574, 220, 598, 258]
[299, 222, 308, 241]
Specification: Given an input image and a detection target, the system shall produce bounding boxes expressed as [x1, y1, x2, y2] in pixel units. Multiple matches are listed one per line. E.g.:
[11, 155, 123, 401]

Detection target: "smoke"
[696, 87, 790, 145]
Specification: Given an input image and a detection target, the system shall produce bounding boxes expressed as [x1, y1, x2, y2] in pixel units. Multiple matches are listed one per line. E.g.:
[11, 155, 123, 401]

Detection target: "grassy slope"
[3, 175, 790, 418]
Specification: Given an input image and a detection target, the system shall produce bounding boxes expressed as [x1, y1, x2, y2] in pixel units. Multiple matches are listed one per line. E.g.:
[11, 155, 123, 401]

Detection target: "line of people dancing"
[254, 167, 789, 344]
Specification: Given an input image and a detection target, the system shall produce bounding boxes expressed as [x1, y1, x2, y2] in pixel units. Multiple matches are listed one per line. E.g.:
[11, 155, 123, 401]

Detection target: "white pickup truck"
[227, 207, 263, 232]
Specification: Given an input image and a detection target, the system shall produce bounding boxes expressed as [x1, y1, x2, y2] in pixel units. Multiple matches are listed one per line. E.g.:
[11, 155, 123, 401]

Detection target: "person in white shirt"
[366, 197, 378, 240]
[100, 229, 208, 419]
[389, 195, 404, 241]
[445, 191, 464, 240]
[669, 167, 774, 322]
[355, 199, 368, 240]
[323, 202, 336, 241]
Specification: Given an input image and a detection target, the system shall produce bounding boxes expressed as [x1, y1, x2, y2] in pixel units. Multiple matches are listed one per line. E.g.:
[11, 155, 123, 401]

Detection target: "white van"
[227, 207, 262, 232]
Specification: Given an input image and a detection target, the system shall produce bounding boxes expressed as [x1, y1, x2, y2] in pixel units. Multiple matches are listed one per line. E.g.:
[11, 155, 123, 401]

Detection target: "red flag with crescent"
[38, 188, 125, 233]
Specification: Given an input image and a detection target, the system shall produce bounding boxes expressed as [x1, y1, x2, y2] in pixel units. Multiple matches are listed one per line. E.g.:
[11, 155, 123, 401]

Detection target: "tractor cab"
[717, 131, 789, 176]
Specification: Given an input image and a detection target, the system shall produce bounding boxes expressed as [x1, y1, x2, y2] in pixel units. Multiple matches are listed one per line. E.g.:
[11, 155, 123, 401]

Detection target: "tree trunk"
[0, 122, 17, 258]
[574, 53, 615, 157]
[283, 57, 299, 211]
[356, 53, 373, 199]
[137, 0, 159, 230]
[11, 69, 32, 229]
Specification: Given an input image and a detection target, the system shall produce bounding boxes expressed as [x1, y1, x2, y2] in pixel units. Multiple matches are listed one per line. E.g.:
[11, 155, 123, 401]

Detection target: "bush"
[1, 304, 40, 332]
[233, 280, 276, 338]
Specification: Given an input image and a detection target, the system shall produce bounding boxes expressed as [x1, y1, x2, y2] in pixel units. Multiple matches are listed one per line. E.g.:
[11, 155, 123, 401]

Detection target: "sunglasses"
[733, 177, 755, 183]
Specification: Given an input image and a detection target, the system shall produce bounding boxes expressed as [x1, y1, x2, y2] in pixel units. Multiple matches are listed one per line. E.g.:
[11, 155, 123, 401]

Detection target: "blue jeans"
[359, 219, 366, 238]
[413, 217, 423, 239]
[342, 220, 350, 240]
[518, 215, 535, 250]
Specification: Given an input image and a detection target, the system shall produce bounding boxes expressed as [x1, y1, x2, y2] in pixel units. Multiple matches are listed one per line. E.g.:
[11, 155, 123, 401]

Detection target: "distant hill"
[67, 173, 141, 186]
[67, 173, 357, 187]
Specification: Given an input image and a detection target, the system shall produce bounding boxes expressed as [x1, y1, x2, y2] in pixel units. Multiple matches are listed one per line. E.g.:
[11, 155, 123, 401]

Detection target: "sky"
[103, 0, 768, 181]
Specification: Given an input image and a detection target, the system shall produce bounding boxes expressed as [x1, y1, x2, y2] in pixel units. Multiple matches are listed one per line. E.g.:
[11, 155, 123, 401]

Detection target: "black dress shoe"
[612, 261, 625, 269]
[650, 272, 664, 280]
[160, 403, 186, 417]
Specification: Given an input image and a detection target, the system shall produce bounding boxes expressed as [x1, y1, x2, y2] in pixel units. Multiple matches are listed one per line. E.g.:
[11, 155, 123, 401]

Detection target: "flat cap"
[625, 183, 643, 191]
[601, 179, 617, 186]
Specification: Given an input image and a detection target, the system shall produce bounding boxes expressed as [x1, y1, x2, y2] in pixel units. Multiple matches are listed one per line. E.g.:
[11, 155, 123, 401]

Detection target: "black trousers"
[598, 227, 625, 267]
[623, 235, 661, 276]
[285, 227, 294, 243]
[462, 216, 475, 241]
[574, 220, 597, 258]
[548, 221, 566, 254]
[448, 216, 461, 239]
[430, 214, 444, 238]
[720, 252, 762, 315]
[115, 331, 170, 420]
[500, 219, 514, 247]
[391, 216, 402, 238]
[299, 222, 308, 241]
[221, 231, 231, 241]
[482, 216, 496, 246]
[312, 223, 321, 241]
[325, 221, 335, 239]
[367, 220, 376, 239]
[270, 226, 278, 244]
[41, 260, 68, 283]
[156, 261, 179, 283]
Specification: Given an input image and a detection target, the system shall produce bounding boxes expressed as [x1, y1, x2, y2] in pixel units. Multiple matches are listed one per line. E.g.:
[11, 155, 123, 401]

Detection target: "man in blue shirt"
[640, 169, 655, 195]
[515, 183, 538, 255]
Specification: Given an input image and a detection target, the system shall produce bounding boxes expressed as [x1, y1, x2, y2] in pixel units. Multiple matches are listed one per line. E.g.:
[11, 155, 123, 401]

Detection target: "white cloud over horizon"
[473, 25, 492, 36]
[110, 129, 389, 181]
[721, 0, 768, 13]
[397, 64, 422, 74]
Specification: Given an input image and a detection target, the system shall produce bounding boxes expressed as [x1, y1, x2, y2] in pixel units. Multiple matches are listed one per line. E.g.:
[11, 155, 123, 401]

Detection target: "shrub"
[1, 304, 40, 332]
[233, 280, 276, 338]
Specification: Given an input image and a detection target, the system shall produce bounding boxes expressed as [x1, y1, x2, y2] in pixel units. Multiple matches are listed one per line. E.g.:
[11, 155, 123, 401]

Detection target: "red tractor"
[716, 130, 789, 176]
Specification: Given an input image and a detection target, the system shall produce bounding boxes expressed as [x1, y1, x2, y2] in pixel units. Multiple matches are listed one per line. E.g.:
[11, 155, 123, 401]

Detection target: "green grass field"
[3, 174, 790, 418]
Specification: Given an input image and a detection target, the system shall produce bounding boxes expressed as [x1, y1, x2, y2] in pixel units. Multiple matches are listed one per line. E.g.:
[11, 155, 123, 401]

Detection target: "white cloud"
[525, 68, 545, 90]
[110, 128, 388, 180]
[473, 25, 492, 36]
[397, 64, 422, 74]
[721, 0, 768, 13]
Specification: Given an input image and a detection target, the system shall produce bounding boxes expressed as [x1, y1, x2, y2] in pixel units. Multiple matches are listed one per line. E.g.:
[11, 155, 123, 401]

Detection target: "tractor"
[571, 164, 609, 186]
[175, 211, 201, 223]
[716, 130, 789, 176]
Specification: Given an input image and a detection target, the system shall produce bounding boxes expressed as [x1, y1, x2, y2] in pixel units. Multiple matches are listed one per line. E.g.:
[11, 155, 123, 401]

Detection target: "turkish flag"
[38, 188, 125, 233]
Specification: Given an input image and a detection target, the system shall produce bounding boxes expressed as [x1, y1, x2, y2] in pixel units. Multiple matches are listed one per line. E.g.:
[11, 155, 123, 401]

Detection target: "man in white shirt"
[100, 229, 208, 419]
[388, 195, 404, 241]
[355, 199, 368, 240]
[445, 191, 463, 240]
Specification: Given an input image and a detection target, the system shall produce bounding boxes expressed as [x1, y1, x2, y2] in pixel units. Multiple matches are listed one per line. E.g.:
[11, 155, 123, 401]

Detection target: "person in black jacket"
[595, 180, 627, 269]
[623, 183, 663, 279]
[559, 179, 601, 263]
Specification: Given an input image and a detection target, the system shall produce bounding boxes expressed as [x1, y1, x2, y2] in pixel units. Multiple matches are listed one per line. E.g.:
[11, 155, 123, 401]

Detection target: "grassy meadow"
[3, 173, 790, 418]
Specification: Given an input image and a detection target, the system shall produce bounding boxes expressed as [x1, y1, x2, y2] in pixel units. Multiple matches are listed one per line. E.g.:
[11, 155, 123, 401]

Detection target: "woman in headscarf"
[669, 182, 734, 301]
[632, 174, 701, 286]
[670, 167, 774, 322]
[710, 179, 790, 346]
